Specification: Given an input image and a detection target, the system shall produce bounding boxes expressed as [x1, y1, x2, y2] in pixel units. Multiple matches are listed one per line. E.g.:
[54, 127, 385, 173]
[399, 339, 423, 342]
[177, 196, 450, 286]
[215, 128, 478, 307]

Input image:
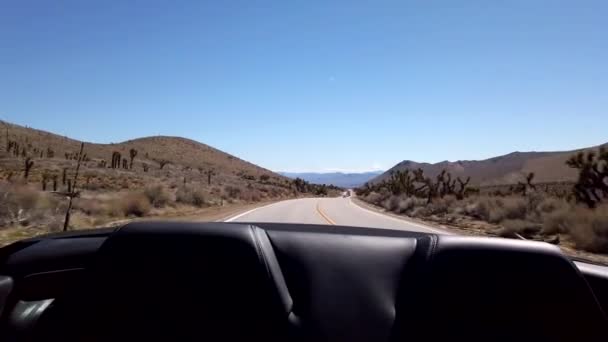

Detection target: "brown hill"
[0, 120, 292, 197]
[373, 143, 608, 186]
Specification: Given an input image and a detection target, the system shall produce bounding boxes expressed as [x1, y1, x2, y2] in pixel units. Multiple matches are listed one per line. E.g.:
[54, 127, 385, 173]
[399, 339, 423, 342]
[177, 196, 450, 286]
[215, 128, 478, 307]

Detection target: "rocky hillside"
[373, 143, 608, 186]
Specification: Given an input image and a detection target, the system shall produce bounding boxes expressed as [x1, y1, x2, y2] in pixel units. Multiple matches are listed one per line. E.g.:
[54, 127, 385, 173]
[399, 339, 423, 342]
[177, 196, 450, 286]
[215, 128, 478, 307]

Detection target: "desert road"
[225, 196, 446, 234]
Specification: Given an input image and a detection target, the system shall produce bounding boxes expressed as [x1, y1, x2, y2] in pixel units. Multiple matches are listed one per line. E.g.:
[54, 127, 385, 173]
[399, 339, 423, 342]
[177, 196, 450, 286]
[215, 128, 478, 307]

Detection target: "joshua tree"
[206, 169, 215, 185]
[41, 171, 50, 191]
[52, 174, 58, 191]
[4, 124, 8, 152]
[566, 147, 608, 208]
[62, 168, 68, 185]
[122, 158, 128, 169]
[129, 148, 138, 169]
[24, 157, 34, 180]
[158, 160, 170, 170]
[293, 177, 309, 193]
[456, 176, 471, 200]
[111, 151, 122, 169]
[439, 171, 456, 197]
[516, 172, 536, 196]
[63, 143, 85, 231]
[46, 147, 54, 158]
[386, 169, 415, 196]
[142, 163, 149, 172]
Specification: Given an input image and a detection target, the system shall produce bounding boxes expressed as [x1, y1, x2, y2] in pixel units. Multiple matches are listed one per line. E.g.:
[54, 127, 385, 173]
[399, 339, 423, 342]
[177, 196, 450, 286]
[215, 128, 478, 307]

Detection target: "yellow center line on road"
[316, 201, 336, 225]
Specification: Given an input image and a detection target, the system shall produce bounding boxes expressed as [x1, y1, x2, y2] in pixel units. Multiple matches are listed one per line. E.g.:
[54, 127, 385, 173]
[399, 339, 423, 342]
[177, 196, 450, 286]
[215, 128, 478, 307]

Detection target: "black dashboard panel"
[0, 222, 605, 342]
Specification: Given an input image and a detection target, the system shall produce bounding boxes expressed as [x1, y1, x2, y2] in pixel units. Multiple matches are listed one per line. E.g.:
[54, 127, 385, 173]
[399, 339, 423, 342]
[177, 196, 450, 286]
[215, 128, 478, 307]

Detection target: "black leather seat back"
[393, 236, 607, 342]
[36, 222, 290, 341]
[267, 229, 418, 342]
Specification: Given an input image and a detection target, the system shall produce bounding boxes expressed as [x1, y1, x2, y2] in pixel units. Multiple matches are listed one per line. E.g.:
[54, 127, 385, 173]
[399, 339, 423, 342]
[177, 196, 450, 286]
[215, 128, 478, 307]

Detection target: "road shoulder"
[350, 197, 454, 234]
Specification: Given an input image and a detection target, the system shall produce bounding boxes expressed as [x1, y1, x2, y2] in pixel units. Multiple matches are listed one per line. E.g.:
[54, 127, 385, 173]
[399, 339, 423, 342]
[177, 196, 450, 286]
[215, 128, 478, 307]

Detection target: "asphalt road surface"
[225, 196, 446, 234]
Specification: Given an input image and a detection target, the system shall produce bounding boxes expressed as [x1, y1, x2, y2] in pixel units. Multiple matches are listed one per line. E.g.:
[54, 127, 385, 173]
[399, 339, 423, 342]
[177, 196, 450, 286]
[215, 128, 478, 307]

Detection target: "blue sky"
[1, 1, 607, 172]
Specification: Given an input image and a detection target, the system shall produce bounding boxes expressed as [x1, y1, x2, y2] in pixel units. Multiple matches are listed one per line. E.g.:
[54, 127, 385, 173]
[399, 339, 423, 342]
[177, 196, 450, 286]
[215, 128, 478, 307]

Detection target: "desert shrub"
[568, 207, 608, 253]
[539, 203, 608, 252]
[251, 191, 262, 202]
[364, 190, 391, 205]
[120, 179, 130, 189]
[73, 198, 105, 216]
[364, 191, 383, 205]
[463, 196, 492, 220]
[12, 187, 40, 212]
[541, 205, 575, 235]
[268, 187, 281, 198]
[396, 196, 425, 213]
[224, 185, 241, 199]
[239, 189, 262, 202]
[463, 196, 527, 223]
[427, 195, 458, 216]
[144, 185, 171, 208]
[497, 219, 541, 238]
[382, 195, 400, 212]
[542, 205, 608, 253]
[497, 197, 527, 221]
[117, 193, 150, 217]
[176, 186, 206, 207]
[0, 183, 50, 226]
[536, 196, 570, 215]
[85, 182, 101, 191]
[410, 206, 431, 218]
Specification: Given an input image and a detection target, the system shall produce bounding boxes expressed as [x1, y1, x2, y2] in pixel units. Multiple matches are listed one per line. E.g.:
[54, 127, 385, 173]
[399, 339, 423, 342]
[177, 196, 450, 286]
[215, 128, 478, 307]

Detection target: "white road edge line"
[348, 198, 451, 235]
[221, 200, 288, 222]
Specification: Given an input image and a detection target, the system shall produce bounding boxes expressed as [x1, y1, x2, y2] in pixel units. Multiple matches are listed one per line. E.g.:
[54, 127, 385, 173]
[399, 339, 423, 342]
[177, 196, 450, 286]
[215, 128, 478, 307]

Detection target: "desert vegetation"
[0, 121, 338, 245]
[357, 147, 608, 256]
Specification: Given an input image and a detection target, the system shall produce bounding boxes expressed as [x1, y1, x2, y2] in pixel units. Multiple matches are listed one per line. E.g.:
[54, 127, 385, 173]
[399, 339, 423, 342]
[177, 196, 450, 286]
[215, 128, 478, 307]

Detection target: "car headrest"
[393, 235, 607, 342]
[37, 222, 291, 341]
[266, 229, 419, 342]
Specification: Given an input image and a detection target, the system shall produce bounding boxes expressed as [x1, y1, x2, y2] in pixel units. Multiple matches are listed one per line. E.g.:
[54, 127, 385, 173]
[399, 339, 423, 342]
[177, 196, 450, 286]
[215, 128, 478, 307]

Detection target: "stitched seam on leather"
[250, 226, 294, 320]
[250, 226, 274, 281]
[249, 225, 271, 280]
[427, 235, 439, 264]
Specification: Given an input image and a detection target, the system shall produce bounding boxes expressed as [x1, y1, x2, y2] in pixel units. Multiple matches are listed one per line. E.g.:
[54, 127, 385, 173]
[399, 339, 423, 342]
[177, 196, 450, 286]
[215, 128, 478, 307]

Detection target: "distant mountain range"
[279, 171, 384, 188]
[372, 142, 608, 186]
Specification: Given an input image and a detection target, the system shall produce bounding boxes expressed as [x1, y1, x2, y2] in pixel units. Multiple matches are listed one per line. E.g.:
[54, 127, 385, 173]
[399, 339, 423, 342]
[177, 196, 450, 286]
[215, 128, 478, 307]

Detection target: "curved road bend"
[225, 196, 447, 234]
